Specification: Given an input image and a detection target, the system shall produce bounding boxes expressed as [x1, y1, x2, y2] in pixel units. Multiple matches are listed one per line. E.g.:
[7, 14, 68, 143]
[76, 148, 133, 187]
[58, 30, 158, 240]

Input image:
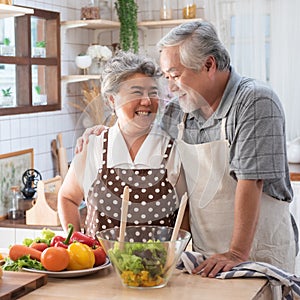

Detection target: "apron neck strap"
[220, 118, 227, 141]
[177, 113, 188, 140]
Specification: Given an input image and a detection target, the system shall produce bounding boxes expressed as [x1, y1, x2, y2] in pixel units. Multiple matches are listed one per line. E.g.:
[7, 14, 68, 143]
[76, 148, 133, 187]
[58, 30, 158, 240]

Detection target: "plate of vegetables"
[22, 258, 111, 278]
[2, 224, 111, 278]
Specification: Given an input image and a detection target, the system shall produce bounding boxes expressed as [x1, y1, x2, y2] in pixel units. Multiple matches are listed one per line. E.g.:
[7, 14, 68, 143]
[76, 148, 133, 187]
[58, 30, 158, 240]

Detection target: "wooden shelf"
[0, 4, 33, 19]
[61, 19, 120, 30]
[61, 18, 203, 30]
[139, 18, 203, 28]
[61, 75, 100, 84]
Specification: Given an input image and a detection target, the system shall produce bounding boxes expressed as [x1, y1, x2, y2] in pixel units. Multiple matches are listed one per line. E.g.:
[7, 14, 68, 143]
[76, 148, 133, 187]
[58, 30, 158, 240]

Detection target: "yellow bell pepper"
[67, 242, 95, 270]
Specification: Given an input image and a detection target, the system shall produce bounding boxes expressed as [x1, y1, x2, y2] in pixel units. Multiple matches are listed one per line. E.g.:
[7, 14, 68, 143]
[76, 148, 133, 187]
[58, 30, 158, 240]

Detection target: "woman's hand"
[75, 125, 107, 153]
[192, 251, 245, 278]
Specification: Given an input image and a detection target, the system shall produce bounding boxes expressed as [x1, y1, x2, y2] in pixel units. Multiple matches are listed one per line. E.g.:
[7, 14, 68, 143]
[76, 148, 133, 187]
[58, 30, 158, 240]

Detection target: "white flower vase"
[75, 55, 92, 75]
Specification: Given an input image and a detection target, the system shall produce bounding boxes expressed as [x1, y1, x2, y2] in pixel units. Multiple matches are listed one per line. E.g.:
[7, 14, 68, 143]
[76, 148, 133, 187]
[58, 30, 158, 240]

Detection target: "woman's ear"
[108, 94, 115, 109]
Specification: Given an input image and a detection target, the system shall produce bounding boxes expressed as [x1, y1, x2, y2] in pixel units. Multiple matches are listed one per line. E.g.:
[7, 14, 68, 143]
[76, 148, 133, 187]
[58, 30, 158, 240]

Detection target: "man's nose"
[168, 79, 179, 92]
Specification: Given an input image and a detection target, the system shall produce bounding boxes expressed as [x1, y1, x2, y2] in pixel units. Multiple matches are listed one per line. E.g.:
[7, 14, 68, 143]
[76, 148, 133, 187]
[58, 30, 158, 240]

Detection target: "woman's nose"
[140, 96, 151, 105]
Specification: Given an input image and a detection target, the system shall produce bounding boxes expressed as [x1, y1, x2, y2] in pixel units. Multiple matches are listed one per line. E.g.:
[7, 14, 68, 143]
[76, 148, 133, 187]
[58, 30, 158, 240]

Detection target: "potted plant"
[0, 87, 14, 107]
[33, 40, 46, 58]
[75, 52, 92, 75]
[33, 85, 47, 105]
[0, 37, 15, 56]
[115, 0, 139, 53]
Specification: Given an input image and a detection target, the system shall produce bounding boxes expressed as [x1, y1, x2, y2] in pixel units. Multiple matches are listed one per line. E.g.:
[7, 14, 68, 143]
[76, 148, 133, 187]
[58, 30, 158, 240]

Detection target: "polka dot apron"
[85, 130, 179, 237]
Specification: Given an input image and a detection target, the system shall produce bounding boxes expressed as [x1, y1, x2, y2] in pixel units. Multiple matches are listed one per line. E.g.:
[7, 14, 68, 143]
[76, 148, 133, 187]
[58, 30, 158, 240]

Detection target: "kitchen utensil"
[21, 169, 42, 199]
[51, 139, 59, 176]
[26, 176, 62, 226]
[57, 133, 68, 180]
[165, 192, 188, 271]
[119, 185, 129, 248]
[97, 225, 191, 289]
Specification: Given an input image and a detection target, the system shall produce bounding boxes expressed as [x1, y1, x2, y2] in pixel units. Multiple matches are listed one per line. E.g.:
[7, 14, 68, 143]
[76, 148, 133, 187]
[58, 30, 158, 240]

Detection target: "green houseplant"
[0, 87, 13, 107]
[33, 41, 46, 58]
[33, 85, 47, 105]
[114, 0, 139, 53]
[1, 37, 15, 56]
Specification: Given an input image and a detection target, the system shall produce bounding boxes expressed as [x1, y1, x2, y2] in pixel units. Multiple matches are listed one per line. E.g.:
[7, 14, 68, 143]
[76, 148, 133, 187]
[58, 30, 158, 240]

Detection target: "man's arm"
[75, 125, 107, 153]
[192, 179, 263, 277]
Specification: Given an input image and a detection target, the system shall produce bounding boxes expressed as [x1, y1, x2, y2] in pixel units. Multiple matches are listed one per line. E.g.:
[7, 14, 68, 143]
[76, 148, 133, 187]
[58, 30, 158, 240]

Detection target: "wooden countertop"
[18, 266, 271, 300]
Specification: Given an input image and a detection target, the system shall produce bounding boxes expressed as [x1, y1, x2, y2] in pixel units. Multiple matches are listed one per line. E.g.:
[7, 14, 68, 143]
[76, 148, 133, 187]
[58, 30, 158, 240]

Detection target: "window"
[0, 7, 60, 116]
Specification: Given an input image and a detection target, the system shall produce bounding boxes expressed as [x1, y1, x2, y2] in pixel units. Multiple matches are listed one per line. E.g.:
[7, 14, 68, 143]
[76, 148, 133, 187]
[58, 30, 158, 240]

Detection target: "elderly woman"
[58, 51, 188, 238]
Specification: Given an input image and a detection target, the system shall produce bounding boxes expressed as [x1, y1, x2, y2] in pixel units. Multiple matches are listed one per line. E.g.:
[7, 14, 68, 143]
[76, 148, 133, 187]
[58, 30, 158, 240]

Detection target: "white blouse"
[72, 122, 185, 200]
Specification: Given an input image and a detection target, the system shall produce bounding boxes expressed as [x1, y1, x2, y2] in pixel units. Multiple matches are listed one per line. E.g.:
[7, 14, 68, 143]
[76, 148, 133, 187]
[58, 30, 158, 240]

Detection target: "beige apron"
[176, 116, 296, 272]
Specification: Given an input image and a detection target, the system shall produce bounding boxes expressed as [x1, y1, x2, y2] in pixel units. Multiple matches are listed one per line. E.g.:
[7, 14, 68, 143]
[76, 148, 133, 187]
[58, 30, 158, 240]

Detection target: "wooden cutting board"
[0, 271, 47, 300]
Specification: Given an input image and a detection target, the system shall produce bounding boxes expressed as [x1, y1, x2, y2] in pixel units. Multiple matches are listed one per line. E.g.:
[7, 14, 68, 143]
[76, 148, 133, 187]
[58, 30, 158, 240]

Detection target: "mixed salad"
[109, 240, 167, 287]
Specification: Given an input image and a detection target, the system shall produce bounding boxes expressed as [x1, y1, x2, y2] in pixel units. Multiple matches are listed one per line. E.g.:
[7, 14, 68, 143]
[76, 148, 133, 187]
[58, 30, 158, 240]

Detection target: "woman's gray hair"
[157, 20, 230, 71]
[101, 51, 161, 103]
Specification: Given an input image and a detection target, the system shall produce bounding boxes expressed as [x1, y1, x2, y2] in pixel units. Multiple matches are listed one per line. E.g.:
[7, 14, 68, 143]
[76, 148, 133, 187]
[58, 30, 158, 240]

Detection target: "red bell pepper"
[50, 224, 74, 248]
[70, 231, 100, 247]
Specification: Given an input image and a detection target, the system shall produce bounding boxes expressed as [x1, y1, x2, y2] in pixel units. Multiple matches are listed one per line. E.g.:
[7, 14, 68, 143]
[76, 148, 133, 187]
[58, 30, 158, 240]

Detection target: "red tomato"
[30, 242, 48, 252]
[93, 246, 106, 267]
[41, 247, 70, 271]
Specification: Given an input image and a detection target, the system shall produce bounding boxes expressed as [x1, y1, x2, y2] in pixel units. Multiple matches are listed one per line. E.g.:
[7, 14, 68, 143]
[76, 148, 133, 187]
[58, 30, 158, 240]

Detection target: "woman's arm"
[57, 162, 85, 233]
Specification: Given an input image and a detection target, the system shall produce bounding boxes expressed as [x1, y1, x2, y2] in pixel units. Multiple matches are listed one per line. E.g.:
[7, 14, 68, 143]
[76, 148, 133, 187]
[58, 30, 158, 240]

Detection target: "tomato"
[93, 246, 106, 267]
[41, 247, 70, 271]
[30, 242, 48, 252]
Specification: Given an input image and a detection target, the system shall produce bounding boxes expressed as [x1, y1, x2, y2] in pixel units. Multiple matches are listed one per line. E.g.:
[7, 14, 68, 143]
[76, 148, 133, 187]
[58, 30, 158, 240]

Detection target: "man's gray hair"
[157, 20, 230, 71]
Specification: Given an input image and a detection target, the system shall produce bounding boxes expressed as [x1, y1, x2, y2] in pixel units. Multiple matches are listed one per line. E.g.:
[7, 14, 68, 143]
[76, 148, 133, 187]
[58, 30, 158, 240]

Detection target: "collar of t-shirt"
[106, 123, 170, 169]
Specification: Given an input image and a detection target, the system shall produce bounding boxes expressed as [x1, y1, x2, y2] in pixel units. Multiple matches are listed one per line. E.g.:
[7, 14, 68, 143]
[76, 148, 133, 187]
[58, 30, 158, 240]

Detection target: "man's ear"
[204, 56, 215, 71]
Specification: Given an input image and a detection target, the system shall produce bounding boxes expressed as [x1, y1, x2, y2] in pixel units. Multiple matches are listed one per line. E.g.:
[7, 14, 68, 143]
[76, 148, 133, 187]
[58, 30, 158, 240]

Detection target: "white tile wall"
[0, 0, 205, 180]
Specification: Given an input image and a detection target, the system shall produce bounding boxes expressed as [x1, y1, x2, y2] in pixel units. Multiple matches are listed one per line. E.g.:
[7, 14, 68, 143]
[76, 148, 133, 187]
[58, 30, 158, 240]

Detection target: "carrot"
[9, 244, 42, 261]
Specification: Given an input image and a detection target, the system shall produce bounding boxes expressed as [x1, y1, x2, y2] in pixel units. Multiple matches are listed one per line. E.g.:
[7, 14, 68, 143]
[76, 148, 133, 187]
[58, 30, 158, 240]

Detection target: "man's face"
[160, 46, 210, 113]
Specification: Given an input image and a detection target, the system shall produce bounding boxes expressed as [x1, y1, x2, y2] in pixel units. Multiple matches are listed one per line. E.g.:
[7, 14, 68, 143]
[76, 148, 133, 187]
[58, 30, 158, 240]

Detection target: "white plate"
[22, 258, 111, 278]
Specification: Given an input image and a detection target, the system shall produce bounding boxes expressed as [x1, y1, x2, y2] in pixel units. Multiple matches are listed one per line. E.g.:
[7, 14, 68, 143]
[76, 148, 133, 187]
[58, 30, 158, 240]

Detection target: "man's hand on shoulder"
[75, 125, 107, 154]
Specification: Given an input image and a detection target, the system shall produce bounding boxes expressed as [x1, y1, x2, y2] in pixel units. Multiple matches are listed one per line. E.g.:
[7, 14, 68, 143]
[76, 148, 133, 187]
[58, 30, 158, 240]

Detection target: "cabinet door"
[0, 227, 15, 248]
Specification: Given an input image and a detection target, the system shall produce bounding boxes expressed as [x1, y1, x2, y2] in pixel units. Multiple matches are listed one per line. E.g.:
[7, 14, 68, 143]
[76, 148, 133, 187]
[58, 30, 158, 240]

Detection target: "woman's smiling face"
[112, 73, 159, 135]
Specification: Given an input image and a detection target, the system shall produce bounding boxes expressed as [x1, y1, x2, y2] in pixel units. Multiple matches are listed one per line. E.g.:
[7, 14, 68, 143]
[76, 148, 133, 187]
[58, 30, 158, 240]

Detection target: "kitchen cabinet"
[60, 18, 203, 85]
[0, 7, 61, 116]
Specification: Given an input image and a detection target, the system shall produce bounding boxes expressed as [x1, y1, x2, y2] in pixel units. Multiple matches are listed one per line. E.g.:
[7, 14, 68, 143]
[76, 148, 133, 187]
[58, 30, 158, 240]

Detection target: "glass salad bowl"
[97, 225, 191, 289]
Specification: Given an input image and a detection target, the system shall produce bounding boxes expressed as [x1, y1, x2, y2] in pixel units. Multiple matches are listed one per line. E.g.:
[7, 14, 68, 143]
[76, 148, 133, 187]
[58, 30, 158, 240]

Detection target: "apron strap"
[220, 118, 227, 141]
[101, 129, 109, 168]
[177, 113, 188, 140]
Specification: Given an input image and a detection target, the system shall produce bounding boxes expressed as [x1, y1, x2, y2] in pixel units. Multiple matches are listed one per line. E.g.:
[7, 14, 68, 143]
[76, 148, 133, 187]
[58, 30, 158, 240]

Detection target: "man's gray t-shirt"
[161, 67, 293, 202]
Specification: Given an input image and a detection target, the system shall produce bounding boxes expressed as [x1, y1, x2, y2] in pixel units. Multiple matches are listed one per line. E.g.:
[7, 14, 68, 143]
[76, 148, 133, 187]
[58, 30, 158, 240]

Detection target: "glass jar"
[81, 0, 100, 20]
[8, 186, 24, 220]
[160, 0, 172, 20]
[99, 0, 112, 20]
[183, 0, 197, 19]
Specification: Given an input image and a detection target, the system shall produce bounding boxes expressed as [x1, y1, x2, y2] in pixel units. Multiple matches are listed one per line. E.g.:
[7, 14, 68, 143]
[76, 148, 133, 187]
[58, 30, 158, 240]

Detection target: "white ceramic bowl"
[97, 225, 191, 289]
[75, 55, 92, 69]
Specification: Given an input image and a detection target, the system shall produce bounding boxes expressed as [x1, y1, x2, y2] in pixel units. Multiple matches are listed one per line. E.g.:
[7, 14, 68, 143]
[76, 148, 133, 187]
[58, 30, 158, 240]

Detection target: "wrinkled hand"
[192, 251, 245, 278]
[75, 125, 107, 154]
